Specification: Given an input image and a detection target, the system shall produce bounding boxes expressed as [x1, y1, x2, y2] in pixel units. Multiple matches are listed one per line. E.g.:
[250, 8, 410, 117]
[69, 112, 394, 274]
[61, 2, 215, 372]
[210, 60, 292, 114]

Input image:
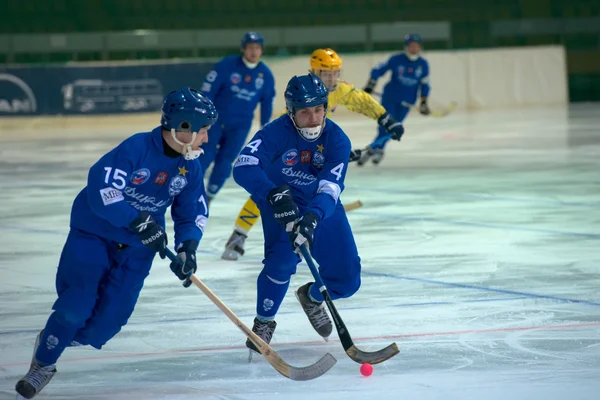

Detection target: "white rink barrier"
[264, 45, 568, 115]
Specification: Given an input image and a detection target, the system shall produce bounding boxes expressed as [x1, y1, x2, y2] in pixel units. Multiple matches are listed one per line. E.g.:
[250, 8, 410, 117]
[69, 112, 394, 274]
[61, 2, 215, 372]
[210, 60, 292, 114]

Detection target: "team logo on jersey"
[130, 168, 151, 185]
[168, 175, 188, 196]
[230, 73, 242, 84]
[312, 151, 325, 168]
[415, 66, 422, 78]
[255, 77, 264, 90]
[244, 74, 252, 83]
[398, 66, 405, 76]
[282, 149, 299, 166]
[154, 172, 168, 185]
[300, 150, 312, 164]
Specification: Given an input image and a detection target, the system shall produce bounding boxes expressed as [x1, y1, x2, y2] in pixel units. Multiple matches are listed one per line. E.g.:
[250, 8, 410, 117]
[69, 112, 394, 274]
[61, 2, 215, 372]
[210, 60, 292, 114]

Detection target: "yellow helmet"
[310, 48, 343, 72]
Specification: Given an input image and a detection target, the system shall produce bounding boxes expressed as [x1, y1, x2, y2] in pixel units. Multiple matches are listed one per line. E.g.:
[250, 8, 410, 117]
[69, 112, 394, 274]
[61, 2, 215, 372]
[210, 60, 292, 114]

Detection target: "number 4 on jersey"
[330, 162, 344, 181]
[245, 139, 262, 153]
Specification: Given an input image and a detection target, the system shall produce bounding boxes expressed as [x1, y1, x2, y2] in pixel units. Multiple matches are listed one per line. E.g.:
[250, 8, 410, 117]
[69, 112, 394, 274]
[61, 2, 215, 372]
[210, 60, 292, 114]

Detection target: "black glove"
[129, 211, 167, 258]
[290, 212, 319, 252]
[378, 112, 404, 141]
[170, 240, 198, 288]
[363, 78, 377, 94]
[419, 98, 431, 115]
[349, 148, 362, 162]
[268, 185, 299, 232]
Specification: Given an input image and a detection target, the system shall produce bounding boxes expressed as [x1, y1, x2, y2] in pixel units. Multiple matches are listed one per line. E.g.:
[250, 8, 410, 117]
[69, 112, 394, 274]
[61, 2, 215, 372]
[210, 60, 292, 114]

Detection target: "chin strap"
[171, 129, 203, 160]
[406, 52, 420, 61]
[288, 113, 326, 142]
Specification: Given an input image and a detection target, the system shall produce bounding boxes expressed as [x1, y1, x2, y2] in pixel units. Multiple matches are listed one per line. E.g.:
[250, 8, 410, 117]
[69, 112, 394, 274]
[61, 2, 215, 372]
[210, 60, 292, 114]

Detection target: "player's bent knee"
[52, 288, 97, 327]
[328, 275, 361, 299]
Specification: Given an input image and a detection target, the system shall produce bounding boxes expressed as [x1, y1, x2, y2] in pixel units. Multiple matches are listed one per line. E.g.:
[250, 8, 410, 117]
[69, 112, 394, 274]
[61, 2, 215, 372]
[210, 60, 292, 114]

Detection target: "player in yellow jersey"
[221, 48, 405, 260]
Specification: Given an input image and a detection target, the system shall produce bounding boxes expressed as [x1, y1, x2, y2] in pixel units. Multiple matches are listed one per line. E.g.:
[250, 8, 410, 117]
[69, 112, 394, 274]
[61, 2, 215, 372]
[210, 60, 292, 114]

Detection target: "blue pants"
[373, 95, 411, 150]
[35, 228, 155, 366]
[200, 119, 253, 198]
[255, 201, 362, 319]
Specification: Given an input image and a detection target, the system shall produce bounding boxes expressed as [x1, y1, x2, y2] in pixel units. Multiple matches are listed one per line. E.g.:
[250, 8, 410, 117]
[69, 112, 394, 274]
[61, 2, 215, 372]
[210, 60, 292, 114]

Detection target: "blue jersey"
[370, 52, 430, 104]
[201, 55, 276, 127]
[70, 127, 209, 249]
[233, 115, 351, 221]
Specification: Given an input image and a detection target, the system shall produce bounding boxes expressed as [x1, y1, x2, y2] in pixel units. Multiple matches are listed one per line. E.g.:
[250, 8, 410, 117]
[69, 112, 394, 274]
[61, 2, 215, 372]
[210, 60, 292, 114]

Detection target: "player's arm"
[87, 146, 168, 256]
[232, 130, 278, 200]
[200, 59, 227, 101]
[363, 57, 392, 94]
[259, 72, 276, 127]
[86, 147, 140, 228]
[418, 61, 431, 115]
[170, 168, 209, 249]
[233, 131, 300, 232]
[305, 135, 351, 221]
[339, 83, 405, 141]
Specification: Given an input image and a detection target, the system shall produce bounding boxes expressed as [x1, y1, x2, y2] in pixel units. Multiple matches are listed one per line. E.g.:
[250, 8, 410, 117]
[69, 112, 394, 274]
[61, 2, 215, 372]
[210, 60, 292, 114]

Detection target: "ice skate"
[371, 148, 385, 165]
[221, 230, 247, 261]
[357, 148, 374, 166]
[15, 330, 57, 399]
[246, 317, 277, 362]
[295, 282, 332, 341]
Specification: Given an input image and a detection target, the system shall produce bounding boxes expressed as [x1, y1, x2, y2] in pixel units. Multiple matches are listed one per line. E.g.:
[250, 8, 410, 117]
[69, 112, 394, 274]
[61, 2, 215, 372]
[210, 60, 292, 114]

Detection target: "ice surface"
[1, 105, 599, 399]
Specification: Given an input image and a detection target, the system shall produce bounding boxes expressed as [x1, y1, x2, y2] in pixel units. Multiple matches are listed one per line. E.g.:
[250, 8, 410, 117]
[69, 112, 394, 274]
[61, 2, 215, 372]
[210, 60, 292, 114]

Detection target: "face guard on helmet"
[284, 73, 329, 141]
[160, 88, 218, 160]
[403, 33, 423, 61]
[309, 48, 343, 91]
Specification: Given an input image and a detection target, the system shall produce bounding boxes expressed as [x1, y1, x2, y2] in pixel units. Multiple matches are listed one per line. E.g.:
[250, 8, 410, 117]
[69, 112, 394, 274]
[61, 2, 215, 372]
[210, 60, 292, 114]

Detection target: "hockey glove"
[129, 211, 167, 259]
[419, 98, 431, 116]
[378, 112, 404, 141]
[363, 78, 377, 94]
[290, 212, 319, 252]
[170, 240, 198, 288]
[349, 148, 362, 163]
[268, 185, 299, 232]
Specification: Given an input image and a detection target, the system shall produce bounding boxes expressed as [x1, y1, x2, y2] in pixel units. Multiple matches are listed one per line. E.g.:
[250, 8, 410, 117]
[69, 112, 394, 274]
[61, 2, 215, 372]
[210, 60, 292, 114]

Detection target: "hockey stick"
[165, 249, 337, 381]
[400, 100, 457, 118]
[343, 200, 363, 212]
[299, 244, 400, 365]
[371, 91, 456, 118]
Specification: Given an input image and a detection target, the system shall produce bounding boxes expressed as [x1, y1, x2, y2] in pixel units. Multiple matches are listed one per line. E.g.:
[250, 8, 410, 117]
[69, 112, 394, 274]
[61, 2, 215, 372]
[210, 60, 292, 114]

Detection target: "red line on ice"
[3, 321, 599, 367]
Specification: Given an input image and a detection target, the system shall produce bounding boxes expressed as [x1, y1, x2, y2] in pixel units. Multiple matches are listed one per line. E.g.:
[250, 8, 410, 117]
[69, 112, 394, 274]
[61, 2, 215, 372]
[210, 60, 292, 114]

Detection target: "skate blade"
[248, 349, 254, 363]
[323, 336, 329, 343]
[221, 250, 240, 261]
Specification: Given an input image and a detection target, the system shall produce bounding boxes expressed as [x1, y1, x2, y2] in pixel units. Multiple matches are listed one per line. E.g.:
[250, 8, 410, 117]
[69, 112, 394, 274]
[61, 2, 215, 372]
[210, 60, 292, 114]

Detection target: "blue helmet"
[403, 33, 422, 46]
[241, 32, 264, 48]
[284, 73, 329, 115]
[160, 88, 218, 132]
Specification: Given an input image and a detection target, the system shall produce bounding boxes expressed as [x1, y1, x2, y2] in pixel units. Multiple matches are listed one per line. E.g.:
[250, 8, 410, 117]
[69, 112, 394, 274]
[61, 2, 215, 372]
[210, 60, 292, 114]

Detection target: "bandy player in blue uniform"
[233, 73, 361, 350]
[200, 31, 276, 204]
[361, 33, 431, 165]
[14, 88, 217, 399]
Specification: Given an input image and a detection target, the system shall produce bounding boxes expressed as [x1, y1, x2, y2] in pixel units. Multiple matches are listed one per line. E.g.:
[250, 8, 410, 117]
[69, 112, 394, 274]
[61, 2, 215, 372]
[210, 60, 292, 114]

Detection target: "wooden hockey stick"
[299, 245, 400, 365]
[343, 200, 363, 212]
[165, 249, 337, 381]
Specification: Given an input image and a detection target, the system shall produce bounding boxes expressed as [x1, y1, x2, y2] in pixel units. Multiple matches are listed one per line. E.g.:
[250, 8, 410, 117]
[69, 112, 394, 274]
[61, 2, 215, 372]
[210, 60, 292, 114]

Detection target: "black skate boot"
[371, 148, 385, 165]
[15, 330, 57, 399]
[295, 282, 333, 341]
[246, 317, 277, 361]
[221, 230, 247, 261]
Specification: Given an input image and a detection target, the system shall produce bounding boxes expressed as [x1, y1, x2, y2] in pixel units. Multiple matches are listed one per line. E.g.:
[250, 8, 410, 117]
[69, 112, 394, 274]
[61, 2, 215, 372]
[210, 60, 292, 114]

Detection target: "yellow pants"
[234, 197, 261, 234]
